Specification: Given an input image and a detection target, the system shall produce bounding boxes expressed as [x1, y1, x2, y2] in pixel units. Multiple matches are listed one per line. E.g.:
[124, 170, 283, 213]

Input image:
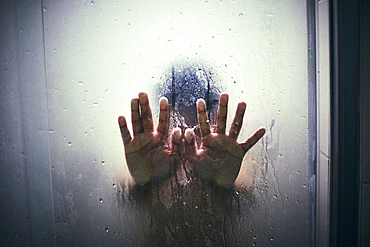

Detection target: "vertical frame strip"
[18, 0, 55, 245]
[330, 0, 360, 246]
[307, 0, 317, 246]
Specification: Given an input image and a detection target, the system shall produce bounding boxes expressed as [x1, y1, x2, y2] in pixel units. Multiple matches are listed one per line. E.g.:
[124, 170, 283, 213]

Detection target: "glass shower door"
[41, 0, 316, 246]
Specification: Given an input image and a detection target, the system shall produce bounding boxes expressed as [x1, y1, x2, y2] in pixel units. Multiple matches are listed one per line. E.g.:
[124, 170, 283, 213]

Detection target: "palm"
[125, 132, 171, 184]
[185, 94, 265, 187]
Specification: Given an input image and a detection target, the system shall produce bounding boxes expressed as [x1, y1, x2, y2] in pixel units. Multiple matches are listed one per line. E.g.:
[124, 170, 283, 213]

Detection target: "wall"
[0, 1, 31, 246]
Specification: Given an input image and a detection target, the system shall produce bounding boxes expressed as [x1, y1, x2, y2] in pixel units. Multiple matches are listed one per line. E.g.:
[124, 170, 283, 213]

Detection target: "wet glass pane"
[44, 0, 311, 246]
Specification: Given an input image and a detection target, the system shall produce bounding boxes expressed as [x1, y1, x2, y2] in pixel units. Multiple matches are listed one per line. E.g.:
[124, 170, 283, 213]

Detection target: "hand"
[118, 92, 182, 185]
[184, 93, 265, 188]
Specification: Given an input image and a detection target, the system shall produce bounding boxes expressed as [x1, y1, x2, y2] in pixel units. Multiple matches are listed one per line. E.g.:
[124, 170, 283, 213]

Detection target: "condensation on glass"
[42, 0, 311, 246]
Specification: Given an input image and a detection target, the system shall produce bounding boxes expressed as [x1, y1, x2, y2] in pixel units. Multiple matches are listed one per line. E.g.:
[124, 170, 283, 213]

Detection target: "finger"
[215, 93, 228, 135]
[139, 92, 153, 132]
[118, 116, 132, 146]
[157, 97, 169, 137]
[131, 98, 142, 136]
[184, 129, 197, 161]
[197, 99, 211, 137]
[239, 127, 266, 153]
[171, 128, 183, 156]
[229, 102, 246, 141]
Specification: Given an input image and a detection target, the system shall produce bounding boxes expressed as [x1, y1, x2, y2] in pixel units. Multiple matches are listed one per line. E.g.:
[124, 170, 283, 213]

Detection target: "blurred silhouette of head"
[157, 62, 222, 137]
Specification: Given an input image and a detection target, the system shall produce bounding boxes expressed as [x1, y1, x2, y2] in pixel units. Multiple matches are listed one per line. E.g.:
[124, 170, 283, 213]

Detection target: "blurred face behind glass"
[157, 63, 221, 138]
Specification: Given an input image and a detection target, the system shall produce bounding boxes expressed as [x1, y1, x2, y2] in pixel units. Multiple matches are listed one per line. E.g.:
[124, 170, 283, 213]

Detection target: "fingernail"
[160, 98, 168, 110]
[185, 130, 194, 143]
[197, 99, 205, 111]
[139, 92, 147, 104]
[173, 128, 182, 143]
[220, 93, 229, 105]
[257, 128, 266, 138]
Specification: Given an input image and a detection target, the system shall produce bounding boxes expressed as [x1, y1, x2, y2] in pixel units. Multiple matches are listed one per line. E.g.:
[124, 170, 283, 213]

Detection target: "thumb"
[239, 127, 266, 153]
[184, 129, 198, 162]
[170, 128, 184, 157]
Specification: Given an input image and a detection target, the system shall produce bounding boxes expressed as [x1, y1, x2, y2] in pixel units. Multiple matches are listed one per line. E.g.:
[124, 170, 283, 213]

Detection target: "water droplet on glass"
[273, 195, 277, 199]
[183, 201, 186, 205]
[101, 161, 105, 165]
[68, 142, 72, 146]
[99, 198, 103, 203]
[185, 221, 189, 226]
[49, 129, 54, 133]
[93, 102, 98, 106]
[239, 13, 244, 17]
[112, 183, 116, 187]
[113, 19, 118, 23]
[195, 205, 198, 209]
[270, 237, 274, 241]
[78, 81, 83, 85]
[43, 7, 46, 11]
[253, 235, 257, 240]
[127, 23, 131, 27]
[105, 227, 109, 232]
[90, 1, 94, 5]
